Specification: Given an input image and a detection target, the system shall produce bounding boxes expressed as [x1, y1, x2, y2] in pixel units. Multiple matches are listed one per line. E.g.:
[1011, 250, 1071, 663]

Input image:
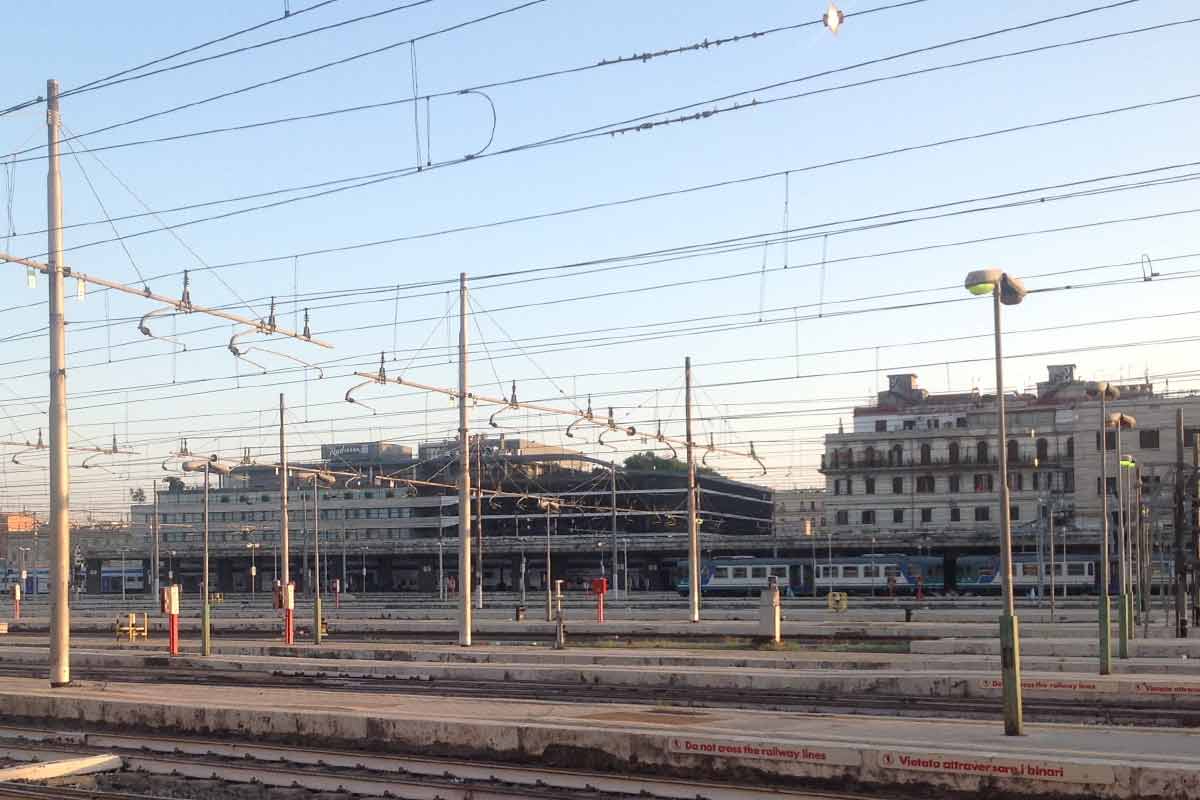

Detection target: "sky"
[1, 0, 1199, 519]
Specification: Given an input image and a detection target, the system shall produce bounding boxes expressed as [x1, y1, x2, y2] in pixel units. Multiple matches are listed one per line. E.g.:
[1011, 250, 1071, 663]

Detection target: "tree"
[623, 451, 720, 476]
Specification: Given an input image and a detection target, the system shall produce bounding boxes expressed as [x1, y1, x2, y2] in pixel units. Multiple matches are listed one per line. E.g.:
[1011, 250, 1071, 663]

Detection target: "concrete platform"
[0, 676, 1194, 798]
[914, 637, 1200, 659]
[1, 645, 1198, 709]
[0, 615, 1133, 641]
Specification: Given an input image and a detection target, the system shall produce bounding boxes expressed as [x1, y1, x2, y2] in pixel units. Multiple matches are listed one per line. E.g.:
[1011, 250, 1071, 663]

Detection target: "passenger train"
[675, 553, 1174, 597]
[675, 554, 942, 597]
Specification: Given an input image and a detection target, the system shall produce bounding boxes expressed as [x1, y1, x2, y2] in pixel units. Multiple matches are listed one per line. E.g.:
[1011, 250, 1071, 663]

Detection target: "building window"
[865, 477, 876, 495]
[956, 417, 968, 428]
[950, 507, 961, 522]
[1098, 477, 1117, 495]
[1140, 429, 1160, 449]
[875, 419, 887, 432]
[1006, 439, 1018, 464]
[892, 477, 903, 494]
[889, 444, 903, 466]
[1008, 472, 1023, 491]
[1036, 438, 1048, 463]
[977, 441, 989, 463]
[864, 446, 877, 465]
[919, 444, 931, 465]
[974, 506, 990, 522]
[835, 511, 849, 525]
[949, 474, 961, 493]
[916, 475, 935, 493]
[893, 508, 904, 523]
[921, 508, 933, 523]
[1096, 430, 1116, 451]
[1010, 505, 1020, 520]
[1066, 437, 1074, 458]
[903, 420, 916, 431]
[948, 442, 960, 464]
[862, 510, 875, 524]
[973, 473, 994, 492]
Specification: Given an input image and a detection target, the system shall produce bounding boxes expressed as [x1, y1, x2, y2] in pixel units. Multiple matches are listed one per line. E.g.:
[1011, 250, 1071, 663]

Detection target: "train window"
[1053, 564, 1064, 576]
[1067, 563, 1086, 576]
[1022, 564, 1038, 577]
[843, 566, 859, 578]
[884, 565, 900, 578]
[820, 566, 837, 578]
[714, 568, 729, 579]
[732, 567, 748, 579]
[770, 567, 788, 578]
[751, 567, 767, 578]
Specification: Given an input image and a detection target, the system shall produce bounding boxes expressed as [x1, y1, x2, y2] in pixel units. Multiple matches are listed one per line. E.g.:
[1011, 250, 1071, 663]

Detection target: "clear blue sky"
[1, 0, 1199, 517]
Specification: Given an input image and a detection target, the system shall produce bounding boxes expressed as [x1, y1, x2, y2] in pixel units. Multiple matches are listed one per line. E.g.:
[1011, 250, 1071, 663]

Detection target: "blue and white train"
[675, 554, 943, 597]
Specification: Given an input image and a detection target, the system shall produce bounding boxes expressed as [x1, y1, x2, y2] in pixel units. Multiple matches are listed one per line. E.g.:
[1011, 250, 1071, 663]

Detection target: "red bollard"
[591, 577, 608, 623]
[160, 585, 180, 655]
[274, 581, 295, 645]
[915, 575, 925, 602]
[10, 584, 21, 620]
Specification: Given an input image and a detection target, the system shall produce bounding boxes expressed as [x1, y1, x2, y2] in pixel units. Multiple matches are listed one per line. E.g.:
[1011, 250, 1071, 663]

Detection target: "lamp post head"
[1105, 412, 1136, 430]
[181, 456, 235, 476]
[1086, 381, 1120, 401]
[964, 269, 1027, 305]
[822, 2, 845, 34]
[1120, 454, 1137, 469]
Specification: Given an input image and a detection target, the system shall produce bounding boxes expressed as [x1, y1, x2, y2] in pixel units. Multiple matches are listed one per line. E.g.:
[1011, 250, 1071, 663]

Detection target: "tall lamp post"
[1086, 381, 1119, 674]
[181, 456, 235, 657]
[245, 543, 261, 597]
[297, 470, 335, 644]
[539, 498, 560, 621]
[965, 268, 1028, 737]
[1117, 446, 1137, 656]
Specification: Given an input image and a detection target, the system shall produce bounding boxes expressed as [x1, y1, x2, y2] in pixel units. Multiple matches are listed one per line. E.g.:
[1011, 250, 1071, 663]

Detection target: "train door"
[789, 563, 805, 596]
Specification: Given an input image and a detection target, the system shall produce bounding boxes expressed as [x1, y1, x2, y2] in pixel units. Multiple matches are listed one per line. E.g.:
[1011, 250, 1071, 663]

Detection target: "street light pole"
[685, 356, 700, 623]
[457, 272, 473, 646]
[966, 268, 1027, 737]
[202, 465, 211, 656]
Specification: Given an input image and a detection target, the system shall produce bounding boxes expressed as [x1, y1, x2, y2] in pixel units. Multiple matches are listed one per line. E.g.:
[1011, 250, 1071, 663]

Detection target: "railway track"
[0, 663, 1194, 727]
[0, 730, 892, 800]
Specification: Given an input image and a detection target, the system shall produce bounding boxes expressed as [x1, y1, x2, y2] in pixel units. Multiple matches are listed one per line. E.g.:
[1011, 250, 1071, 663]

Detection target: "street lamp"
[964, 267, 1028, 737]
[296, 470, 335, 644]
[539, 497, 560, 622]
[1116, 444, 1137, 656]
[181, 456, 235, 657]
[245, 543, 261, 597]
[1085, 381, 1120, 674]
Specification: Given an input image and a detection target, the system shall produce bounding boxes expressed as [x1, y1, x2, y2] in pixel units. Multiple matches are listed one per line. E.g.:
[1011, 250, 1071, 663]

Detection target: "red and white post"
[283, 582, 295, 645]
[10, 583, 21, 620]
[161, 585, 180, 656]
[592, 577, 607, 623]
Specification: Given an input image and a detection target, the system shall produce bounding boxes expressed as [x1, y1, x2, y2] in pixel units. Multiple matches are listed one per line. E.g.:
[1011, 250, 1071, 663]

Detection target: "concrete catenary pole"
[458, 273, 473, 646]
[46, 78, 71, 688]
[1099, 388, 1114, 670]
[1116, 424, 1129, 658]
[611, 462, 618, 600]
[685, 357, 700, 624]
[279, 393, 292, 644]
[152, 480, 160, 599]
[313, 481, 322, 644]
[1174, 410, 1187, 637]
[202, 465, 211, 656]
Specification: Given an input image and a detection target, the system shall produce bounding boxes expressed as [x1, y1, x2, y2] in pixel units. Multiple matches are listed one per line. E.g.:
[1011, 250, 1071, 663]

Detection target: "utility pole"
[46, 78, 71, 689]
[1174, 410, 1187, 637]
[279, 393, 292, 645]
[1193, 439, 1200, 629]
[610, 462, 618, 600]
[201, 465, 211, 656]
[1116, 424, 1129, 658]
[458, 273, 473, 646]
[313, 480, 322, 644]
[475, 438, 483, 610]
[1098, 386, 1114, 671]
[152, 480, 160, 599]
[685, 356, 700, 624]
